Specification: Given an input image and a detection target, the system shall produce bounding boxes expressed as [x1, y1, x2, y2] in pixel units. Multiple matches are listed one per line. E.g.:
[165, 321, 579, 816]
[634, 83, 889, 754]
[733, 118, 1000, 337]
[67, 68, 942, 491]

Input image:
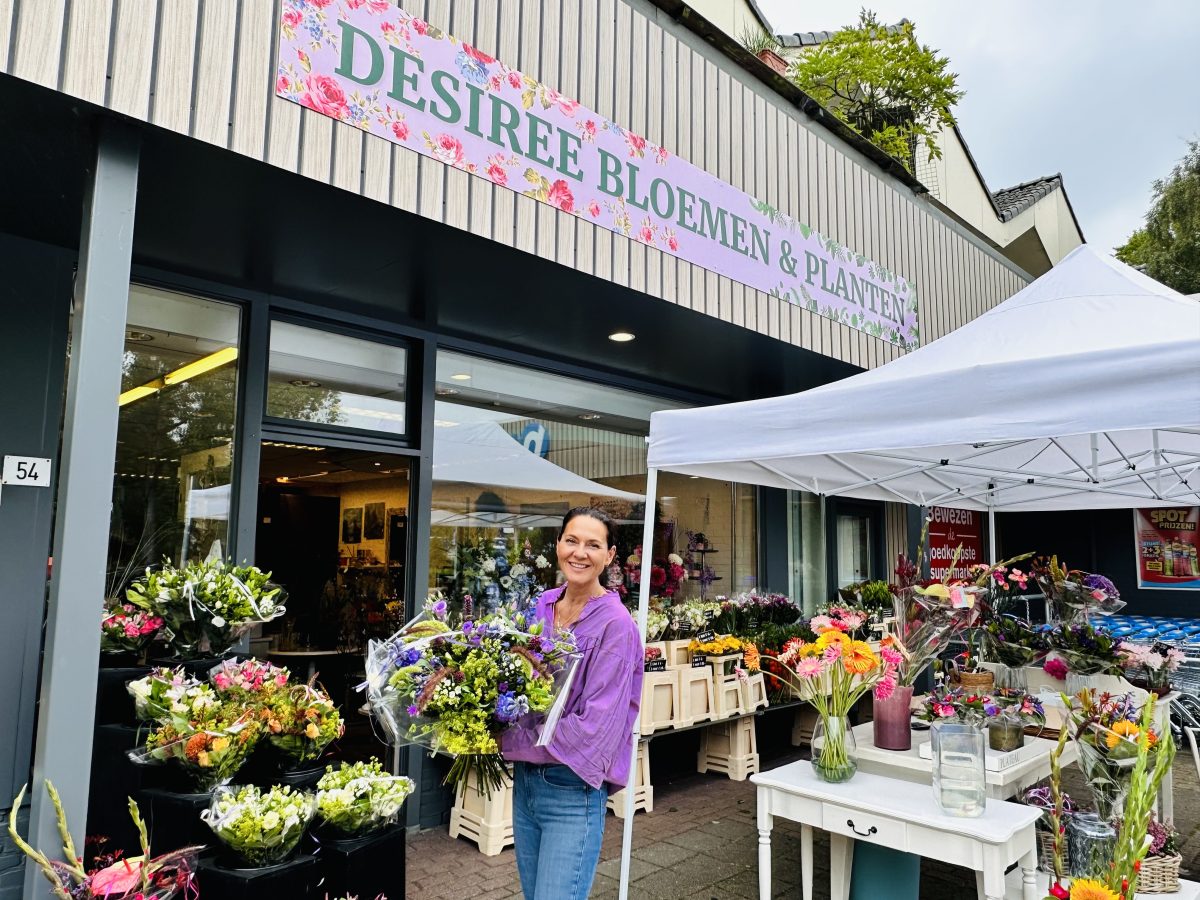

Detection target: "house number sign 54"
[2, 456, 52, 487]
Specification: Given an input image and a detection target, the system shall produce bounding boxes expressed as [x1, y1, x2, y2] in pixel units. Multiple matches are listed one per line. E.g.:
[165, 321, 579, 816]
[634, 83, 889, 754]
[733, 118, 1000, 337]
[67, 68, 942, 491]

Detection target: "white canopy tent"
[617, 245, 1200, 897]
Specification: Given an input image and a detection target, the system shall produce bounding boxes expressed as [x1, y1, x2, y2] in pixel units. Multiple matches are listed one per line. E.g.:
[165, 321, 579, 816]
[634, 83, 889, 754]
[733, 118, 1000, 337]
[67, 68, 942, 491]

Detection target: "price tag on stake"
[691, 655, 708, 668]
[644, 659, 667, 673]
[697, 629, 716, 643]
[3, 456, 52, 486]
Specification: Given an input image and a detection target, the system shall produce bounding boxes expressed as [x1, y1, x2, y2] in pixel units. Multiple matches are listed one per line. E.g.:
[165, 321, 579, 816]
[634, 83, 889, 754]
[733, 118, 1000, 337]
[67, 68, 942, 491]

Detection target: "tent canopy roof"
[647, 245, 1200, 511]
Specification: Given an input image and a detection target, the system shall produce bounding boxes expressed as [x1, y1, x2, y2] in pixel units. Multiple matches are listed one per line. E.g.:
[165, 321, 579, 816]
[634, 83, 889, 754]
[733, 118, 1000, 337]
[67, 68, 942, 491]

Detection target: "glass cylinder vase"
[872, 685, 915, 751]
[988, 718, 1025, 752]
[1067, 812, 1117, 879]
[930, 721, 986, 817]
[812, 715, 858, 783]
[993, 664, 1028, 693]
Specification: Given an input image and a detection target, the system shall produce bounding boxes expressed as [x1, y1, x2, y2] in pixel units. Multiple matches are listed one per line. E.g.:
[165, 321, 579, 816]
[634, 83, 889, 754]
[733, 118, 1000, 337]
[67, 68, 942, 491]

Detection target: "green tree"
[1116, 140, 1200, 294]
[786, 10, 962, 171]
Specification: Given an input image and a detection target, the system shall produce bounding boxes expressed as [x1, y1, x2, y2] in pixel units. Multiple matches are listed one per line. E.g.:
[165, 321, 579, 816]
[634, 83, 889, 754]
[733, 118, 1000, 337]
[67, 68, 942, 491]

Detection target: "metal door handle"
[846, 819, 877, 837]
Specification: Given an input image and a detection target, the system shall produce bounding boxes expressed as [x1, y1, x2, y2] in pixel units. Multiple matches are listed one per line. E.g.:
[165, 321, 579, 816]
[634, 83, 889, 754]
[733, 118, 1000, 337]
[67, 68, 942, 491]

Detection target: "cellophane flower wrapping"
[979, 615, 1050, 668]
[133, 706, 263, 792]
[264, 683, 345, 765]
[887, 583, 982, 687]
[125, 559, 287, 658]
[1033, 556, 1125, 626]
[1117, 641, 1186, 693]
[201, 784, 315, 866]
[1063, 690, 1161, 820]
[1048, 623, 1122, 676]
[127, 666, 212, 723]
[100, 601, 164, 655]
[315, 757, 414, 838]
[363, 596, 580, 798]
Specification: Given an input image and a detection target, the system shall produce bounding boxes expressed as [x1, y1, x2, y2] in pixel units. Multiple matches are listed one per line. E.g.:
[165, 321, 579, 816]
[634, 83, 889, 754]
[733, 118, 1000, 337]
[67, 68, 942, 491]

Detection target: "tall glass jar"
[930, 721, 986, 817]
[812, 715, 858, 783]
[1067, 812, 1117, 879]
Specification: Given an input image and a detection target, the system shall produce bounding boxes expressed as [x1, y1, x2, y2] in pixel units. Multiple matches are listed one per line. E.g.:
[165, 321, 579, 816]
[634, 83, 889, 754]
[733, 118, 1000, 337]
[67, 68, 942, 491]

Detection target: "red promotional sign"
[1134, 507, 1200, 590]
[927, 507, 984, 581]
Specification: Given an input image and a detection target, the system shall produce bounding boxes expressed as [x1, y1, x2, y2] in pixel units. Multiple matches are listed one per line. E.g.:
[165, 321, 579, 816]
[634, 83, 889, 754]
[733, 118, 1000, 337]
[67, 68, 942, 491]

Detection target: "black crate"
[314, 825, 406, 899]
[135, 787, 214, 856]
[95, 665, 151, 726]
[195, 853, 321, 899]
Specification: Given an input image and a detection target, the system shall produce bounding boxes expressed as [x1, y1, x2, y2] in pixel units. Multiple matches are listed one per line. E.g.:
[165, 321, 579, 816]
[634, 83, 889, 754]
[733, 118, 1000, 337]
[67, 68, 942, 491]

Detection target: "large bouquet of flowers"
[209, 657, 291, 698]
[1116, 641, 1185, 694]
[979, 615, 1051, 669]
[918, 688, 1044, 726]
[315, 757, 414, 838]
[100, 601, 165, 656]
[364, 596, 579, 797]
[729, 592, 801, 631]
[264, 683, 345, 765]
[770, 629, 895, 781]
[1033, 556, 1124, 626]
[125, 559, 286, 658]
[1061, 690, 1163, 820]
[746, 622, 818, 697]
[809, 605, 870, 640]
[127, 666, 214, 723]
[137, 703, 264, 791]
[1047, 623, 1122, 676]
[201, 784, 315, 866]
[9, 782, 197, 899]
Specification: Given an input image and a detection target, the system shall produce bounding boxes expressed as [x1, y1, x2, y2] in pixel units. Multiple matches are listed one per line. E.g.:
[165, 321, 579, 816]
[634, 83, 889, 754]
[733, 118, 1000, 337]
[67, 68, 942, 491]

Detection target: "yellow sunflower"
[1106, 719, 1140, 749]
[842, 641, 879, 675]
[1068, 878, 1120, 900]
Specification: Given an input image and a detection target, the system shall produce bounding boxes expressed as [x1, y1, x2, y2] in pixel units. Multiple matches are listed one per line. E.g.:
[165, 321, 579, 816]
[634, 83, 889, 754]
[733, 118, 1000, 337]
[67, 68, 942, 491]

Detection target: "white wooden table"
[844, 722, 1077, 800]
[751, 761, 1042, 900]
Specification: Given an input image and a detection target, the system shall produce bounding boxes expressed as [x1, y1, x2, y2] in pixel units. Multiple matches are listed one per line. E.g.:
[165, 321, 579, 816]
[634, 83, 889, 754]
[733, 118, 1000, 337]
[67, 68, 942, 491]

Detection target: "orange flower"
[184, 733, 208, 762]
[742, 642, 761, 672]
[842, 641, 879, 675]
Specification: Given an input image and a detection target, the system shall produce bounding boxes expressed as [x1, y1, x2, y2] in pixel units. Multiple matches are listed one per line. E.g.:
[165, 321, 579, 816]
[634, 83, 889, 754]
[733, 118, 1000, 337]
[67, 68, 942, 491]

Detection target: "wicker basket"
[1137, 853, 1182, 893]
[953, 670, 995, 690]
[1036, 830, 1069, 873]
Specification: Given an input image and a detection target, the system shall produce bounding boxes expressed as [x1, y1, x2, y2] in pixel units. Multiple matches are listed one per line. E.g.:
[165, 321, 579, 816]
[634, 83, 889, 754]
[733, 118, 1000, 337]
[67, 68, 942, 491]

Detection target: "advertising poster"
[1134, 507, 1200, 590]
[927, 506, 983, 581]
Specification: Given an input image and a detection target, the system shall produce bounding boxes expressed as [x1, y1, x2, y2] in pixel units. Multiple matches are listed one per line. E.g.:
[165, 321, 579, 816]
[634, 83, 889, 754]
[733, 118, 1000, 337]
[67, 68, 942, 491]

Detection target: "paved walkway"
[404, 750, 1200, 900]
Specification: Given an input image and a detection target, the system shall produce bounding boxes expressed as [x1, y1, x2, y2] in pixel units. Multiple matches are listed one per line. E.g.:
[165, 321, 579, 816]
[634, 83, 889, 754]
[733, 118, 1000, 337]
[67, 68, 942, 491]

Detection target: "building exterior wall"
[1, 0, 1030, 369]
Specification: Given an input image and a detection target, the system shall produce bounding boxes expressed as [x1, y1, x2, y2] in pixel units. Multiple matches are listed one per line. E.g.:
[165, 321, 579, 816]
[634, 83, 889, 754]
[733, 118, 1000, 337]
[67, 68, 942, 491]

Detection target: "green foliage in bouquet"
[264, 683, 345, 765]
[316, 758, 414, 838]
[201, 784, 315, 866]
[142, 703, 263, 792]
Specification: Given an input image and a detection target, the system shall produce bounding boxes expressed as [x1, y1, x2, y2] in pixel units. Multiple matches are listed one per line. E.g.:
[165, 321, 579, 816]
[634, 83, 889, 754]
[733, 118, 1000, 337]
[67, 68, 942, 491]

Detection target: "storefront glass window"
[788, 491, 827, 614]
[266, 321, 408, 435]
[107, 286, 240, 595]
[836, 512, 873, 588]
[428, 351, 757, 613]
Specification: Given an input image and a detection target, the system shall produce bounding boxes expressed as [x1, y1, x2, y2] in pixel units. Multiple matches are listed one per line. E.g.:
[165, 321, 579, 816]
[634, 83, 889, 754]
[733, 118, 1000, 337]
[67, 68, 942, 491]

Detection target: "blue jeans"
[512, 762, 608, 900]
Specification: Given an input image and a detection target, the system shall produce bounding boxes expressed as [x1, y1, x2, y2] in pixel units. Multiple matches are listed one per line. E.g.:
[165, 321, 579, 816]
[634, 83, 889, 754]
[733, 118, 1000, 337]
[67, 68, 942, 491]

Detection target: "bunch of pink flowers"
[210, 658, 291, 695]
[100, 602, 164, 654]
[809, 606, 867, 635]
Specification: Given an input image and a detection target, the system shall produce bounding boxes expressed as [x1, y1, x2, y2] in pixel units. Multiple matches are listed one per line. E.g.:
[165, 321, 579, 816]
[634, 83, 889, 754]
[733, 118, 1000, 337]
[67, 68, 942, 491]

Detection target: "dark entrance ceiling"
[0, 73, 858, 404]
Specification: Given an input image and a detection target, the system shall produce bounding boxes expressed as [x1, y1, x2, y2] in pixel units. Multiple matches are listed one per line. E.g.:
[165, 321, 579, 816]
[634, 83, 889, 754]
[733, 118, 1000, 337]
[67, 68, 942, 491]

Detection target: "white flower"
[482, 558, 497, 574]
[500, 576, 513, 589]
[511, 564, 529, 579]
[535, 555, 550, 569]
[262, 810, 280, 831]
[668, 553, 684, 566]
[211, 616, 226, 628]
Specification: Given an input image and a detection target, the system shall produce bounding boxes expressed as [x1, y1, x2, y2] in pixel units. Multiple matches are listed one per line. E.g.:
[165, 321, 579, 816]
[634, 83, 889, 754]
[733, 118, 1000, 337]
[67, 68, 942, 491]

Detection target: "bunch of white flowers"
[316, 757, 414, 837]
[202, 784, 314, 866]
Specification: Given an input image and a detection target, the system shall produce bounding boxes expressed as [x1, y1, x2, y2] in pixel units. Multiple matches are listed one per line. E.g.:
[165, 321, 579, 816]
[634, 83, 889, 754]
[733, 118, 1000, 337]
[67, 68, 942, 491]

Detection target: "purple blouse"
[501, 586, 643, 791]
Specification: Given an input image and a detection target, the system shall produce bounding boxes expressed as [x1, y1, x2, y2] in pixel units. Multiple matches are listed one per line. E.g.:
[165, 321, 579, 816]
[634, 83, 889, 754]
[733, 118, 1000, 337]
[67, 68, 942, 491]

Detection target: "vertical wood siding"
[0, 0, 1030, 368]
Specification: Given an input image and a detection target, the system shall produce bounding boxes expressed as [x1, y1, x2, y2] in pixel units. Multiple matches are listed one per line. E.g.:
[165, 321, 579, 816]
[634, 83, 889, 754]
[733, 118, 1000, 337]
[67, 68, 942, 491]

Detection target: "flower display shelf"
[739, 671, 769, 712]
[448, 763, 514, 856]
[608, 740, 653, 818]
[640, 669, 681, 733]
[665, 639, 692, 668]
[313, 824, 406, 899]
[697, 715, 759, 781]
[136, 787, 215, 856]
[675, 665, 716, 729]
[711, 672, 746, 720]
[195, 852, 321, 899]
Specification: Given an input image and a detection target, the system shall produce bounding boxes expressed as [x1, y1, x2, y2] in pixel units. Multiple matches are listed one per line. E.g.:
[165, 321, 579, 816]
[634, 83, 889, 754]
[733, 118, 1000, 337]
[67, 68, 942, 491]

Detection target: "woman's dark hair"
[558, 506, 617, 550]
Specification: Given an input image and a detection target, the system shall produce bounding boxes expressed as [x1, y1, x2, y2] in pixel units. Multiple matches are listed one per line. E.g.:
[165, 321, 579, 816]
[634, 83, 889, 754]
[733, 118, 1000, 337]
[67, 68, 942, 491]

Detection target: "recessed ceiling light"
[373, 462, 381, 466]
[290, 378, 322, 388]
[450, 373, 472, 381]
[608, 331, 635, 342]
[578, 413, 602, 421]
[435, 387, 459, 396]
[126, 330, 154, 342]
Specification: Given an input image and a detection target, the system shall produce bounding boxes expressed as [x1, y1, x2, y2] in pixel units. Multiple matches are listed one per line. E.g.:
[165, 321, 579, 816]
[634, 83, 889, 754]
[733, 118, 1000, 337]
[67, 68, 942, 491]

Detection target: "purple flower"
[406, 704, 419, 717]
[498, 682, 509, 693]
[433, 599, 448, 618]
[1082, 573, 1119, 602]
[494, 691, 529, 724]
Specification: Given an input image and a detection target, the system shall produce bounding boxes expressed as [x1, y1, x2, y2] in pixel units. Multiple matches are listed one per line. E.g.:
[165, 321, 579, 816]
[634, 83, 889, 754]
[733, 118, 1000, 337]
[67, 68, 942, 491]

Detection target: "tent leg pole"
[988, 506, 997, 561]
[619, 465, 658, 900]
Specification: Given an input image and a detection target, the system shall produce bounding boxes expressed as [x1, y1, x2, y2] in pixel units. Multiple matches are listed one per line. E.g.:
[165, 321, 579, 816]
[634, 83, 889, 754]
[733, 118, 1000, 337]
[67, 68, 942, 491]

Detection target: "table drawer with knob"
[820, 804, 904, 849]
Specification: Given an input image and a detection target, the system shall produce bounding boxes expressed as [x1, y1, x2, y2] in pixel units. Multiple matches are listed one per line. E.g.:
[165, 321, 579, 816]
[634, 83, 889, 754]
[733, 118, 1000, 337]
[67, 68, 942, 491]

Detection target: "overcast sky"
[756, 0, 1200, 253]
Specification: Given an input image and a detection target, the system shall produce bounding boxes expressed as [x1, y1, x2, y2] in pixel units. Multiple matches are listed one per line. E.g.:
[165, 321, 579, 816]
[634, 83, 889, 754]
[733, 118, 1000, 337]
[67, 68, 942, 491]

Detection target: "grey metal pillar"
[24, 122, 139, 897]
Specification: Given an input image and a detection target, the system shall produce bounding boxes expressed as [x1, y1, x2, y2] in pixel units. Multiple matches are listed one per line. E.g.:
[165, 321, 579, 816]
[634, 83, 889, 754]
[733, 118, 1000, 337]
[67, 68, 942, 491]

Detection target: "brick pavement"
[402, 750, 1200, 900]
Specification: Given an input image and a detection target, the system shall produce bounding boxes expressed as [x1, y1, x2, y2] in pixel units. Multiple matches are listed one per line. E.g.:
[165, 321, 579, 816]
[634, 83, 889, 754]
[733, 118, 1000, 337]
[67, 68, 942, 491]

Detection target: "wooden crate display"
[697, 715, 760, 781]
[702, 652, 743, 676]
[640, 669, 681, 733]
[675, 665, 716, 728]
[448, 764, 514, 856]
[608, 739, 653, 818]
[665, 639, 692, 668]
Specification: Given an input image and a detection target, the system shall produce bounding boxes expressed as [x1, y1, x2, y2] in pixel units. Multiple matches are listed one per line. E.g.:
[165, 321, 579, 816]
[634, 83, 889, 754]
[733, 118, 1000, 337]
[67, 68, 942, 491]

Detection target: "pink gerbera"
[795, 657, 823, 678]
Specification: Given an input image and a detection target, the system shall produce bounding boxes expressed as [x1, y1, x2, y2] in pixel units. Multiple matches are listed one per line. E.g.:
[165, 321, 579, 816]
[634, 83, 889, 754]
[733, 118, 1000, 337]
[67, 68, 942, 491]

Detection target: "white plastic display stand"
[608, 739, 653, 817]
[698, 714, 759, 781]
[448, 764, 514, 856]
[740, 671, 769, 712]
[712, 672, 746, 719]
[640, 669, 681, 733]
[676, 664, 716, 728]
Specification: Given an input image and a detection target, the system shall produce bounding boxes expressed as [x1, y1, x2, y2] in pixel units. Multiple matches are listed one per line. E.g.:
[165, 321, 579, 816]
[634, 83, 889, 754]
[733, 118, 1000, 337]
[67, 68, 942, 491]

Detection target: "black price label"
[644, 659, 667, 672]
[691, 655, 708, 668]
[748, 618, 761, 631]
[697, 629, 716, 643]
[676, 621, 691, 634]
[704, 609, 716, 621]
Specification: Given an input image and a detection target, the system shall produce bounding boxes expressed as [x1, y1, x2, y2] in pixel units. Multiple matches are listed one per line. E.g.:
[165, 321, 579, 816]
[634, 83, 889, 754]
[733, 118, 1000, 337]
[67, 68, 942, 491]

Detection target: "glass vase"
[1067, 812, 1117, 879]
[872, 685, 915, 751]
[812, 715, 858, 783]
[930, 721, 986, 817]
[988, 718, 1025, 752]
[994, 664, 1028, 693]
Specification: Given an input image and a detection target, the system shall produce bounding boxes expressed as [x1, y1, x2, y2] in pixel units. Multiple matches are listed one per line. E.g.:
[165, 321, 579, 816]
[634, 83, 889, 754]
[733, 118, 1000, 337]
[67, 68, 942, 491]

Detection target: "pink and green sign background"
[276, 0, 919, 348]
